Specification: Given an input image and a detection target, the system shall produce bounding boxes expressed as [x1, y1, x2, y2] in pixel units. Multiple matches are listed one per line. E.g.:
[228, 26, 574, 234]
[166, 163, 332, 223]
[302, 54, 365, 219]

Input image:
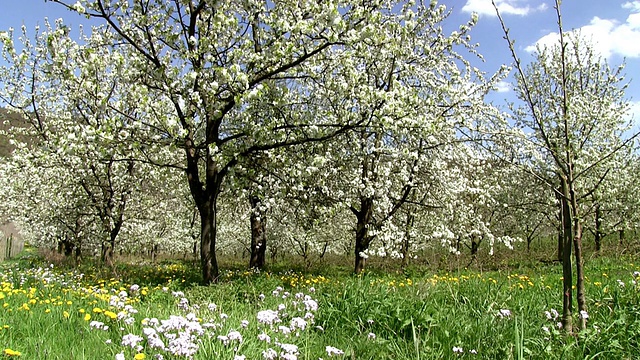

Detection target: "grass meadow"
[1, 248, 639, 359]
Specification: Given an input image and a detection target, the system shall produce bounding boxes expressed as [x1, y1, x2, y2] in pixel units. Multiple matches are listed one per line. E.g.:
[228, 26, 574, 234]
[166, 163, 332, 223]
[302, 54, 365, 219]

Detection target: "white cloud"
[461, 0, 548, 17]
[526, 4, 640, 59]
[493, 80, 511, 93]
[623, 1, 640, 12]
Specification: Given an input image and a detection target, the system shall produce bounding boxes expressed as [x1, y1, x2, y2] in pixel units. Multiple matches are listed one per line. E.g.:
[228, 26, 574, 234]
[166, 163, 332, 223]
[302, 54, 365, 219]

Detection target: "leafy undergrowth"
[0, 255, 639, 359]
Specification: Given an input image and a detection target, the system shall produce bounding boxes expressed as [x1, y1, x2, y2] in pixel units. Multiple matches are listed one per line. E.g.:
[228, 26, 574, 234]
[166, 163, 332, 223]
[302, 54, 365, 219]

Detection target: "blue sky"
[447, 0, 640, 120]
[1, 0, 640, 120]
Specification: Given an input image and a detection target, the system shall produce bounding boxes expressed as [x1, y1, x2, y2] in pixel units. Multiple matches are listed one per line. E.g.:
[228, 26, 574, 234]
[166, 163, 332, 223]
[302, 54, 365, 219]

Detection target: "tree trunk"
[594, 204, 602, 253]
[63, 239, 74, 257]
[570, 178, 587, 331]
[353, 197, 374, 274]
[102, 211, 125, 267]
[470, 236, 480, 256]
[58, 237, 75, 257]
[556, 188, 564, 262]
[151, 244, 159, 263]
[401, 211, 414, 269]
[184, 139, 225, 284]
[249, 195, 267, 269]
[198, 198, 220, 284]
[560, 178, 573, 333]
[101, 240, 115, 267]
[74, 243, 82, 264]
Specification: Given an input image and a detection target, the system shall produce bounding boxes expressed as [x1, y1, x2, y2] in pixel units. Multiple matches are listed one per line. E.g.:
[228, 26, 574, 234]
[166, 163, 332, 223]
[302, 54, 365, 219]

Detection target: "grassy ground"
[1, 250, 639, 359]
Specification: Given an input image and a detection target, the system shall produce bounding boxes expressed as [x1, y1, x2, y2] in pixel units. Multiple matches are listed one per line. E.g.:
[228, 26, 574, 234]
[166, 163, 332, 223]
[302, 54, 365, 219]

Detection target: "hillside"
[0, 107, 31, 158]
[0, 108, 27, 244]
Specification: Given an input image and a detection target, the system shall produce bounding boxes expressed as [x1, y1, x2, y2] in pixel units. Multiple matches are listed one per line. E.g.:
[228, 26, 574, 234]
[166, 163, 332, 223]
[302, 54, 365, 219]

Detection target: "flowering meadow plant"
[0, 258, 639, 359]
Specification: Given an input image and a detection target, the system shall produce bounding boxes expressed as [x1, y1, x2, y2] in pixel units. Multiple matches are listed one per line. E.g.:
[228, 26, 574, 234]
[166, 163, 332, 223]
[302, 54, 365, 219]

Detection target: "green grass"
[1, 255, 639, 359]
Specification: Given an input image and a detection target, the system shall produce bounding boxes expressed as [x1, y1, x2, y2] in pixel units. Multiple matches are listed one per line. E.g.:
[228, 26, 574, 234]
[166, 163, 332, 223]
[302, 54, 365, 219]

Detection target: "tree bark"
[594, 204, 602, 253]
[74, 243, 82, 264]
[353, 197, 374, 274]
[184, 133, 225, 284]
[249, 195, 267, 269]
[560, 178, 573, 333]
[570, 176, 587, 331]
[470, 236, 480, 256]
[556, 188, 564, 262]
[401, 211, 414, 269]
[198, 198, 219, 284]
[101, 241, 115, 267]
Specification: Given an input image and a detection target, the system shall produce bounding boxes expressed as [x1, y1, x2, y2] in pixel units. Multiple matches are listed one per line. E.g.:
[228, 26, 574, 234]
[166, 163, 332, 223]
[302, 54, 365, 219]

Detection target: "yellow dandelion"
[45, 309, 51, 314]
[93, 307, 103, 314]
[134, 353, 146, 360]
[63, 311, 70, 318]
[3, 348, 21, 357]
[104, 311, 117, 320]
[79, 309, 86, 314]
[84, 314, 91, 321]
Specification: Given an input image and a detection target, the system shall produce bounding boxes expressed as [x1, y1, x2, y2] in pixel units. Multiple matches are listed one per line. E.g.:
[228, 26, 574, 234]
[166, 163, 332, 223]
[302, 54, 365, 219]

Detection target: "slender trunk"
[594, 204, 602, 253]
[619, 229, 625, 246]
[74, 243, 82, 264]
[249, 195, 267, 269]
[557, 228, 563, 261]
[192, 240, 197, 259]
[560, 178, 573, 333]
[556, 188, 564, 262]
[151, 244, 159, 263]
[573, 220, 587, 330]
[570, 177, 587, 331]
[401, 211, 414, 269]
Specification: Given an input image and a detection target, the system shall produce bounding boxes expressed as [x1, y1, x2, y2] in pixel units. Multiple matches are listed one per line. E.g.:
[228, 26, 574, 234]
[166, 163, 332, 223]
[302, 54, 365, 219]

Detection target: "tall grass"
[0, 255, 639, 359]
